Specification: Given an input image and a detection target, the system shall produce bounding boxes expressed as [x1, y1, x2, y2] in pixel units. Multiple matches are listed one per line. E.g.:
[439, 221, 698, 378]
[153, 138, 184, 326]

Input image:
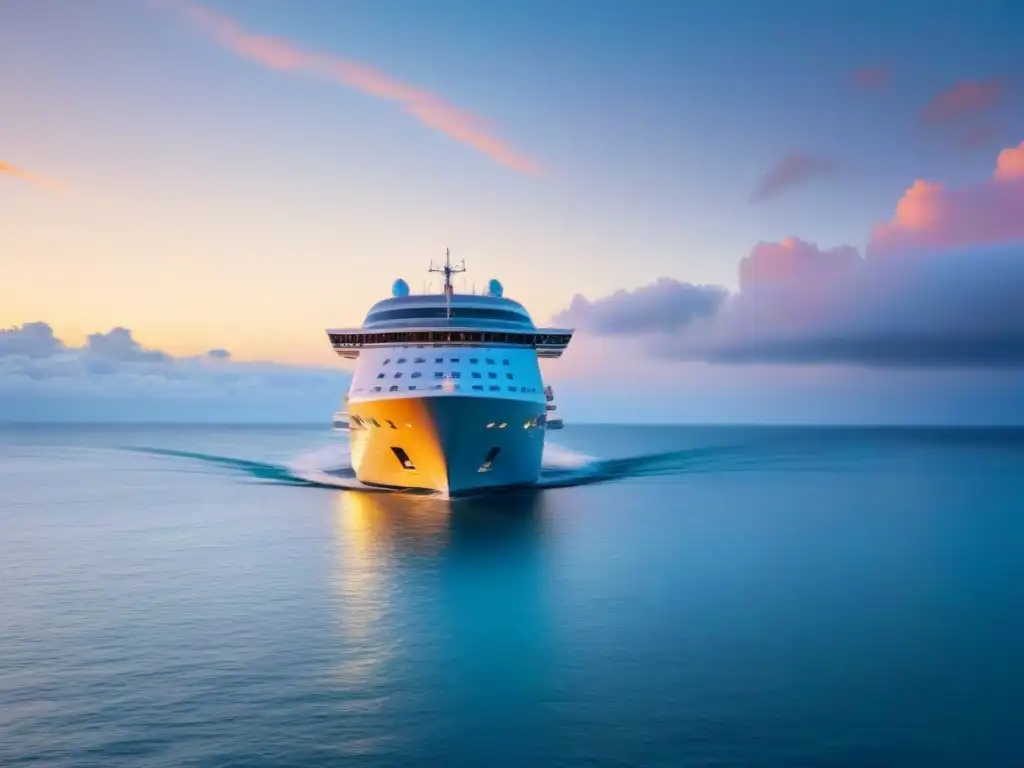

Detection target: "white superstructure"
[326, 251, 572, 496]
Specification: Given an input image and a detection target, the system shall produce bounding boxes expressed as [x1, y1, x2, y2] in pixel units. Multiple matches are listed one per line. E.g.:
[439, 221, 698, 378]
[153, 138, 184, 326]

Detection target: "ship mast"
[428, 248, 466, 320]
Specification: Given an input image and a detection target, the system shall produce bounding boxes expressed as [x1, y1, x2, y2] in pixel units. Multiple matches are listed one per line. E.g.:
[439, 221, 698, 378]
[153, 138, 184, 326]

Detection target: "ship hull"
[348, 395, 547, 496]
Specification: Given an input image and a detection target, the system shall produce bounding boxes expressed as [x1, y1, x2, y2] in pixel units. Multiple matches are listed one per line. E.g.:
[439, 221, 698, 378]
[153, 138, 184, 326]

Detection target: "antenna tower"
[428, 248, 466, 319]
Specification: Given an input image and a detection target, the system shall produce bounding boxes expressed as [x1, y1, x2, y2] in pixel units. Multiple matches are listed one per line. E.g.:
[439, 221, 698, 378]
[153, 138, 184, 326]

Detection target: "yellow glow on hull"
[348, 395, 547, 496]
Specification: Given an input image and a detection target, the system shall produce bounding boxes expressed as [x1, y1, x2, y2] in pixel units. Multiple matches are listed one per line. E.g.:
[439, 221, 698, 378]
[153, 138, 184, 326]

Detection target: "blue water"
[1, 424, 1022, 767]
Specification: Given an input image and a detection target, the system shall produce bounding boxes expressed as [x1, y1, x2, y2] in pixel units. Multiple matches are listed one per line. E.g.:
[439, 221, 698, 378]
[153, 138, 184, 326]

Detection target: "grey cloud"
[554, 243, 1024, 369]
[552, 278, 727, 335]
[751, 153, 838, 202]
[0, 323, 349, 422]
[0, 322, 65, 358]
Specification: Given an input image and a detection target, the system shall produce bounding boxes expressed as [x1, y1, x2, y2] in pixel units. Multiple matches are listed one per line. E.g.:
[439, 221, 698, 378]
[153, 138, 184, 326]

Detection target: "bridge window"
[508, 386, 517, 392]
[383, 358, 391, 365]
[434, 371, 444, 379]
[414, 357, 426, 363]
[411, 371, 422, 378]
[451, 372, 461, 379]
[472, 385, 483, 391]
[450, 357, 460, 363]
[389, 385, 399, 392]
[394, 372, 403, 379]
[373, 386, 382, 392]
[489, 385, 500, 391]
[386, 419, 397, 429]
[334, 330, 572, 347]
[366, 306, 530, 324]
[486, 358, 495, 365]
[488, 372, 497, 379]
[377, 372, 385, 379]
[369, 418, 381, 428]
[502, 359, 510, 365]
[472, 372, 481, 379]
[470, 358, 479, 364]
[506, 373, 513, 380]
[408, 385, 417, 390]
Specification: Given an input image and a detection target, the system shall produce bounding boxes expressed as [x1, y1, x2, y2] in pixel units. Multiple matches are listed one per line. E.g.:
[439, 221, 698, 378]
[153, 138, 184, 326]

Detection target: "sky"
[2, 0, 1023, 423]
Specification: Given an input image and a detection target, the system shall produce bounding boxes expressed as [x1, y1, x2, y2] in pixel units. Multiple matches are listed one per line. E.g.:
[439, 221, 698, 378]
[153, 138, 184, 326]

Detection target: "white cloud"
[0, 322, 349, 422]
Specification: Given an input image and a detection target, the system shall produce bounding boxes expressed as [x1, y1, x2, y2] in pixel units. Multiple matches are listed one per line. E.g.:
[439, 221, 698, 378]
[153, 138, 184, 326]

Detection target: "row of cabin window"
[370, 384, 532, 393]
[350, 385, 539, 394]
[382, 356, 510, 366]
[376, 371, 514, 380]
[349, 414, 544, 430]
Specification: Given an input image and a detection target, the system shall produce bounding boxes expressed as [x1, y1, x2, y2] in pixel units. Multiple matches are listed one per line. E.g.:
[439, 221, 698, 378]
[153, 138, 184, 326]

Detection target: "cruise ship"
[326, 251, 573, 496]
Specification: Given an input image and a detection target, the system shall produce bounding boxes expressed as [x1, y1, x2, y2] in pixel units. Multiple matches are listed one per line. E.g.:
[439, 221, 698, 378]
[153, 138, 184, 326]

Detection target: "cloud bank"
[0, 323, 349, 422]
[157, 0, 540, 175]
[556, 140, 1024, 368]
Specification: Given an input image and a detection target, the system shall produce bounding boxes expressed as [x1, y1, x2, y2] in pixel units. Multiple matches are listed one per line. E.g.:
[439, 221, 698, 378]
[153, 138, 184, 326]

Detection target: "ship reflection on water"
[329, 489, 560, 759]
[334, 486, 552, 558]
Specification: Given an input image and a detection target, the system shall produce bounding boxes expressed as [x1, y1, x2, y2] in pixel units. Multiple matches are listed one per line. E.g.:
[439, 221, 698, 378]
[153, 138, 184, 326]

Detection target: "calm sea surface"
[1, 424, 1022, 767]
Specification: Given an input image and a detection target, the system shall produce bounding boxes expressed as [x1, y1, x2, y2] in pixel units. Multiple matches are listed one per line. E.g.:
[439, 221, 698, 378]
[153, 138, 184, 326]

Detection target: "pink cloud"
[0, 159, 63, 191]
[995, 141, 1024, 180]
[869, 140, 1024, 255]
[920, 79, 1002, 123]
[850, 67, 890, 89]
[157, 0, 541, 175]
[553, 140, 1024, 369]
[750, 153, 837, 202]
[739, 237, 860, 292]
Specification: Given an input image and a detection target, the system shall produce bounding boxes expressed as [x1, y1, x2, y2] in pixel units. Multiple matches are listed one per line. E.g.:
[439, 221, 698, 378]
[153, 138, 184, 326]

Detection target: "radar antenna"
[428, 248, 466, 319]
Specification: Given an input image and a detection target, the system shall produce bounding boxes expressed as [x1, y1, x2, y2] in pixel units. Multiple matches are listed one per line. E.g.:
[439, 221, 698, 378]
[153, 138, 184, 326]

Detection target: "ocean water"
[1, 424, 1023, 767]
